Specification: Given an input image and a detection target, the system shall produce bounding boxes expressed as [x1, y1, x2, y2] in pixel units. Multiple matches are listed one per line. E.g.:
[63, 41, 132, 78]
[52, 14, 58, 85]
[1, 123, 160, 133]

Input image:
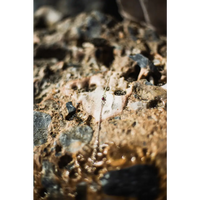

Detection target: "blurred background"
[34, 0, 166, 35]
[34, 0, 122, 21]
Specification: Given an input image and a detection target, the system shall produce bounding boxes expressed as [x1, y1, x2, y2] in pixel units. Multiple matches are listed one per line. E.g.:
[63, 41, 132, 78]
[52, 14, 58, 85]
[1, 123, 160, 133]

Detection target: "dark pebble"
[101, 164, 160, 200]
[129, 54, 150, 69]
[66, 101, 76, 113]
[129, 54, 161, 81]
[65, 101, 76, 120]
[75, 182, 87, 200]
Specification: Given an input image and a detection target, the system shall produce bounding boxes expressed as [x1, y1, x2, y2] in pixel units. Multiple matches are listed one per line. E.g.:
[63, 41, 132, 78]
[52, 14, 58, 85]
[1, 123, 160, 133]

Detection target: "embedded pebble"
[65, 101, 76, 120]
[129, 54, 150, 69]
[100, 164, 159, 200]
[34, 111, 51, 146]
[129, 54, 161, 81]
[59, 125, 93, 153]
[75, 182, 87, 200]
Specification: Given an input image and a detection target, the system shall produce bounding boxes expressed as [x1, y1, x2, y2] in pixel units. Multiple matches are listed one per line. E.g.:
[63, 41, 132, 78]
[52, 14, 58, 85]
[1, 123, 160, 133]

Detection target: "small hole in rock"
[39, 188, 47, 198]
[103, 86, 110, 91]
[94, 167, 103, 175]
[147, 99, 159, 109]
[114, 90, 126, 96]
[58, 154, 73, 169]
[90, 84, 96, 88]
[55, 145, 62, 154]
[89, 84, 97, 92]
[132, 122, 136, 127]
[72, 86, 78, 90]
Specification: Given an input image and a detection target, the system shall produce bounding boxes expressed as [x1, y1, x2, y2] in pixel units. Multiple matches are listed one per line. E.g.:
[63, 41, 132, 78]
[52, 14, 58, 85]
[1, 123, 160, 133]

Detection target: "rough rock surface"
[34, 7, 167, 200]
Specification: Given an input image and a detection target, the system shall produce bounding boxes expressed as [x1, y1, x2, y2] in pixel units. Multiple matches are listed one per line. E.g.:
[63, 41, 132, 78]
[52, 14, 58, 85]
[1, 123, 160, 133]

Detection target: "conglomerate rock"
[34, 8, 167, 200]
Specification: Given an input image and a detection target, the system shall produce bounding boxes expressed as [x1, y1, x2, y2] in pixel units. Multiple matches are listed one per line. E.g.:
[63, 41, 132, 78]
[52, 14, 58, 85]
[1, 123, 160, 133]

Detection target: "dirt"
[34, 7, 167, 200]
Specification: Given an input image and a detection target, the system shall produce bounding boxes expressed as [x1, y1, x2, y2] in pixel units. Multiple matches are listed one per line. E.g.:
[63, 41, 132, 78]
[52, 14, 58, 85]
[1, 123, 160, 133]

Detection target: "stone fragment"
[75, 182, 87, 200]
[65, 101, 76, 120]
[129, 54, 161, 82]
[34, 111, 51, 146]
[129, 54, 149, 68]
[101, 164, 159, 200]
[59, 125, 93, 153]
